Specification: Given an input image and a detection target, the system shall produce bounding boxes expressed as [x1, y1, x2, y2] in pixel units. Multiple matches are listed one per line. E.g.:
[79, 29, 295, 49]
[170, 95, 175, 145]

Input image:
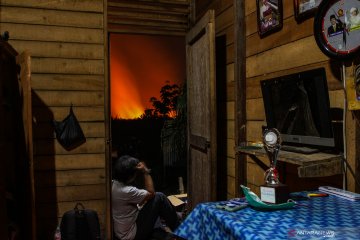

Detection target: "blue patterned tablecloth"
[174, 195, 360, 240]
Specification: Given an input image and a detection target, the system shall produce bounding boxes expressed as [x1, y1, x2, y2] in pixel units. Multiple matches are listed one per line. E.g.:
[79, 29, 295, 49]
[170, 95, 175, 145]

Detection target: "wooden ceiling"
[107, 0, 190, 36]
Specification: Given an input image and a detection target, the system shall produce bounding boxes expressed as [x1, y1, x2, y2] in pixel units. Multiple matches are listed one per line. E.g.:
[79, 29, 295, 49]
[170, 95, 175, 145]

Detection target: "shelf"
[235, 146, 343, 178]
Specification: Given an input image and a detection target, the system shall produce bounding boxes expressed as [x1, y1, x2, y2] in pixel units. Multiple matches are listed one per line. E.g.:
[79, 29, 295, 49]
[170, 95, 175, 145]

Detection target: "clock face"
[314, 0, 360, 59]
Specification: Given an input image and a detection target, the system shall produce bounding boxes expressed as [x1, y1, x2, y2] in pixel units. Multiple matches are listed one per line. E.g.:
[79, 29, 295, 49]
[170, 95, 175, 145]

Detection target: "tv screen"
[260, 68, 335, 148]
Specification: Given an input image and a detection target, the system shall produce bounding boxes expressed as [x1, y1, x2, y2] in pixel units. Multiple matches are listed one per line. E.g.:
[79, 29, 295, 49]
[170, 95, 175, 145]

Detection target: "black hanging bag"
[53, 105, 86, 150]
[60, 203, 101, 240]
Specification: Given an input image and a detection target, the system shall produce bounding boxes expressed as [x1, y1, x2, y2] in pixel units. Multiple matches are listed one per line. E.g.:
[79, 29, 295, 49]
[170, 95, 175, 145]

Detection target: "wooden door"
[186, 10, 216, 210]
[16, 51, 36, 240]
[0, 41, 35, 239]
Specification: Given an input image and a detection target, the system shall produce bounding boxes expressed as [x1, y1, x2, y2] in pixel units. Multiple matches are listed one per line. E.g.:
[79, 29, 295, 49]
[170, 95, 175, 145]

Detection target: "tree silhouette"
[140, 81, 181, 119]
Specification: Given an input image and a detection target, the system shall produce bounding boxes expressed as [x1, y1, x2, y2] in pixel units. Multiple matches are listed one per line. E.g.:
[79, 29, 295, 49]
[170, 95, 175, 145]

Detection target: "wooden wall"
[194, 0, 359, 199]
[244, 1, 358, 195]
[0, 0, 108, 239]
[108, 0, 189, 36]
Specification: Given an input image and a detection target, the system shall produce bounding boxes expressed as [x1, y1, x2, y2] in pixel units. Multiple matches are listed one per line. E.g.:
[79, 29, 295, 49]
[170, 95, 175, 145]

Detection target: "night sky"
[110, 34, 186, 119]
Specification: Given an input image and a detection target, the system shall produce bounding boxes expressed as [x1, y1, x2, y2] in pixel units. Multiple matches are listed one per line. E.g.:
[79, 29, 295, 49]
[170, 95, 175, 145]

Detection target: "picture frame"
[257, 0, 283, 38]
[294, 0, 322, 22]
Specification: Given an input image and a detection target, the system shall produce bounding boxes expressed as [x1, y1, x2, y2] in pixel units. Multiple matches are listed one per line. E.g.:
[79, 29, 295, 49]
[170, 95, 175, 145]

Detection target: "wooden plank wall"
[197, 0, 358, 198]
[244, 1, 356, 195]
[107, 0, 190, 35]
[0, 0, 107, 239]
[194, 0, 237, 199]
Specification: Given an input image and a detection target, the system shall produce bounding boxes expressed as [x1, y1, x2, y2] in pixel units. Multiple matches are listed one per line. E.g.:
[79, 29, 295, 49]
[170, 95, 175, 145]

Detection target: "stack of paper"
[319, 186, 360, 201]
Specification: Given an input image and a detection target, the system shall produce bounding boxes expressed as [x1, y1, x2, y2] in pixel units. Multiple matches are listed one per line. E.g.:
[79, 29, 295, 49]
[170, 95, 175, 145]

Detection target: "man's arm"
[136, 162, 155, 205]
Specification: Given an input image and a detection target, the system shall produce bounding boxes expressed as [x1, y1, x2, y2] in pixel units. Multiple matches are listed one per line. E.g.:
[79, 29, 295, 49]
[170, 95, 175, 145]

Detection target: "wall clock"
[314, 0, 360, 59]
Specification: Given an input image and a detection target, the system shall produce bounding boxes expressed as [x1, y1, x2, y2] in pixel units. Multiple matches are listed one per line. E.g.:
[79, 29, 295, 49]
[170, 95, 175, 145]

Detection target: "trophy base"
[260, 183, 289, 204]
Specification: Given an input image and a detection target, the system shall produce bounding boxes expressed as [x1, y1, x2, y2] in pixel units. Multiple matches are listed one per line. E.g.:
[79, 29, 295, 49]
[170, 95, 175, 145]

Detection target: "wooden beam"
[33, 91, 104, 107]
[103, 0, 112, 238]
[246, 17, 314, 57]
[33, 122, 105, 139]
[108, 18, 187, 29]
[108, 2, 189, 14]
[344, 59, 360, 193]
[234, 0, 246, 196]
[108, 0, 189, 6]
[35, 169, 106, 187]
[108, 25, 186, 36]
[0, 0, 104, 12]
[10, 40, 104, 60]
[0, 23, 104, 43]
[34, 138, 106, 155]
[34, 154, 105, 171]
[31, 58, 104, 75]
[107, 10, 188, 23]
[246, 36, 329, 78]
[33, 106, 105, 122]
[0, 6, 103, 28]
[35, 184, 106, 203]
[36, 199, 105, 218]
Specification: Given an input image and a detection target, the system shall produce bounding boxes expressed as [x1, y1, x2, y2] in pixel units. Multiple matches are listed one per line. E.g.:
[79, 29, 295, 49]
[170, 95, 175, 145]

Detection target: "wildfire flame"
[110, 34, 186, 119]
[111, 54, 144, 119]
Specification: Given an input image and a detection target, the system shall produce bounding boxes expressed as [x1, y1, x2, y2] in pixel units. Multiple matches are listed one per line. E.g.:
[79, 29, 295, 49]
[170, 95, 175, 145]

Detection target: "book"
[216, 198, 248, 212]
[319, 186, 360, 201]
[167, 194, 187, 207]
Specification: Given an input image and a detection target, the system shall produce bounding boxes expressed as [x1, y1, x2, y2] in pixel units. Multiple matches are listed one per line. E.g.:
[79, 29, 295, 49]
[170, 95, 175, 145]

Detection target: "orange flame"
[110, 34, 186, 119]
[110, 59, 144, 119]
[110, 36, 145, 119]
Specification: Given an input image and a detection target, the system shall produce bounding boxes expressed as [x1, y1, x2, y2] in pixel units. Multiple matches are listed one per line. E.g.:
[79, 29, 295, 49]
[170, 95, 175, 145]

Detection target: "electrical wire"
[341, 63, 347, 190]
[340, 154, 360, 189]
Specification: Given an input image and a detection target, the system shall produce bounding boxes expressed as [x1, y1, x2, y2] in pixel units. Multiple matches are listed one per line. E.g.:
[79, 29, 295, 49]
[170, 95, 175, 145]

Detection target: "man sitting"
[112, 155, 180, 240]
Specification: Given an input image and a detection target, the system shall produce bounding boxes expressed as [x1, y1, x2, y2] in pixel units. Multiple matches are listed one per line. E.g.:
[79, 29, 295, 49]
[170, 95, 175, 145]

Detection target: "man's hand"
[136, 162, 151, 174]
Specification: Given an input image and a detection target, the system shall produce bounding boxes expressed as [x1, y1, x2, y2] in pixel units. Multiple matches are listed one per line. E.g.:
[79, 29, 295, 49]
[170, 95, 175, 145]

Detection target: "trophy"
[260, 128, 289, 204]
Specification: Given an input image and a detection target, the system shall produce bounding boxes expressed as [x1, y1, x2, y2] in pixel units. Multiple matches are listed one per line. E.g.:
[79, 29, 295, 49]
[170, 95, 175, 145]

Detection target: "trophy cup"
[260, 128, 289, 204]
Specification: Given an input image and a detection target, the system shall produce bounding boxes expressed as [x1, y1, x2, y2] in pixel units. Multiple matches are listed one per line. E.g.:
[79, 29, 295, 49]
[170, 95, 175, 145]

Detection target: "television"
[260, 68, 335, 149]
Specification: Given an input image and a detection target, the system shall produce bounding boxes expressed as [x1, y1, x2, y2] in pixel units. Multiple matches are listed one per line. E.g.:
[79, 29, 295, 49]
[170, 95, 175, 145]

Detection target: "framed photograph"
[294, 0, 322, 21]
[257, 0, 283, 38]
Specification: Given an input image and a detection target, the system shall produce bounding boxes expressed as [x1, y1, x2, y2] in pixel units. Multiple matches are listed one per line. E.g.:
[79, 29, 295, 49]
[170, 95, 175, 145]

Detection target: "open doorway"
[109, 33, 187, 195]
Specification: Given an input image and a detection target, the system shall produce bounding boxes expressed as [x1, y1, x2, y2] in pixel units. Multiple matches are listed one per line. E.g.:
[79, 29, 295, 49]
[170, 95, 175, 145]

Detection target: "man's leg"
[135, 192, 179, 240]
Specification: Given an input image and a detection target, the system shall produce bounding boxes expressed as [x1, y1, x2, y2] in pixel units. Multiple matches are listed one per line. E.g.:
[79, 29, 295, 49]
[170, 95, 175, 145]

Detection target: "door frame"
[105, 4, 190, 239]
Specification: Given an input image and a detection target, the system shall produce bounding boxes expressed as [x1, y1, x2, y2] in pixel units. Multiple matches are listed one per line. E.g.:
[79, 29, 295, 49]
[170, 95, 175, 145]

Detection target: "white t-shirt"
[112, 180, 148, 240]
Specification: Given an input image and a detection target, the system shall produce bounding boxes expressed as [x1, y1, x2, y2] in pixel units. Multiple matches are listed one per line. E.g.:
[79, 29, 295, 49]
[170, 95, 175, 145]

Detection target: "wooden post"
[234, 0, 247, 196]
[344, 59, 360, 193]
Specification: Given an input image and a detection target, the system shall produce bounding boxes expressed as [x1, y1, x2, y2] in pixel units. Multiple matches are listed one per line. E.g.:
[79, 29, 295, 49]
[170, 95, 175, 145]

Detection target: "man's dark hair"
[330, 14, 336, 20]
[113, 155, 140, 183]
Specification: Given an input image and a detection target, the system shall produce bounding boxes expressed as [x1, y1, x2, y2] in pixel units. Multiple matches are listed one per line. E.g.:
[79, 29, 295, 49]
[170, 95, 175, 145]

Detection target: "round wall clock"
[314, 0, 360, 59]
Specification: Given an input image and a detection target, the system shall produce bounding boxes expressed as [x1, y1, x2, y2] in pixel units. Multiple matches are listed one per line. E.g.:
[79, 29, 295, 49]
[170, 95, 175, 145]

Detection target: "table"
[174, 195, 360, 240]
